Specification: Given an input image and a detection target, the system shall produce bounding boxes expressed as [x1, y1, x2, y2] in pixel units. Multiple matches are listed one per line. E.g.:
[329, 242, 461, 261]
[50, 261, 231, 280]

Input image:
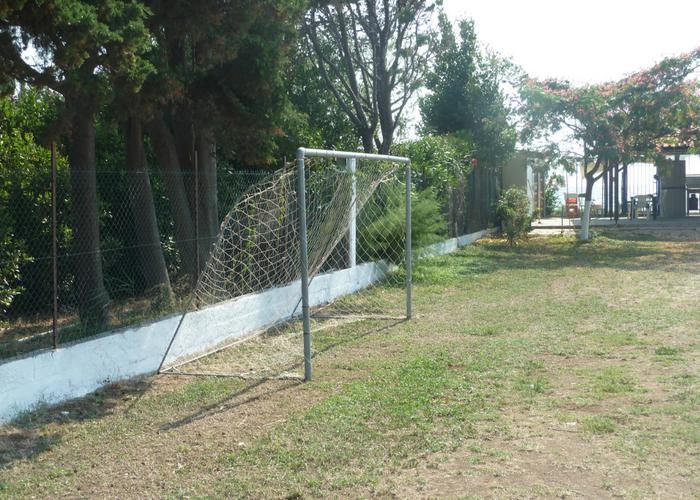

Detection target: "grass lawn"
[1, 235, 699, 498]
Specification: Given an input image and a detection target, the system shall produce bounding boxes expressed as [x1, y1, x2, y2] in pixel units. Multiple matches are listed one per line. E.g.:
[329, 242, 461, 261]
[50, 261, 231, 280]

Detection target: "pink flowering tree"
[520, 48, 700, 239]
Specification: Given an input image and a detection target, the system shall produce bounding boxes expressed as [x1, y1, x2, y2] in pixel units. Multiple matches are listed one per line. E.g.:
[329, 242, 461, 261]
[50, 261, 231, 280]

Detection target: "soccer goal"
[158, 148, 412, 381]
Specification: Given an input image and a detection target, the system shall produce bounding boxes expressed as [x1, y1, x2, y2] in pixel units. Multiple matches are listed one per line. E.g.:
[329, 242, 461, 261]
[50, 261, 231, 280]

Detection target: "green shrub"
[0, 88, 75, 319]
[392, 136, 473, 195]
[495, 187, 532, 246]
[544, 183, 561, 216]
[0, 231, 28, 316]
[359, 185, 447, 264]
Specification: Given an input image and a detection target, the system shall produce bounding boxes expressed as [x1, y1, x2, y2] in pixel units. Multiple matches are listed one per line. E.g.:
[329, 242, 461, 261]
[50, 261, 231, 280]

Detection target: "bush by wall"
[495, 187, 532, 246]
[359, 185, 447, 264]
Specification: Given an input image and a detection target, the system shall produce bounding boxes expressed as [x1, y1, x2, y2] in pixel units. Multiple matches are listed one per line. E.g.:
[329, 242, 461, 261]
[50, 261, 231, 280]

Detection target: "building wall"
[659, 160, 687, 218]
[501, 152, 544, 214]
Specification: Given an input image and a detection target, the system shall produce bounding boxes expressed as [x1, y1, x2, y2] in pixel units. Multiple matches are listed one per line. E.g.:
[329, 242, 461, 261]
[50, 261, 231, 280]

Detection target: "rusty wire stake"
[51, 141, 59, 350]
[194, 148, 200, 285]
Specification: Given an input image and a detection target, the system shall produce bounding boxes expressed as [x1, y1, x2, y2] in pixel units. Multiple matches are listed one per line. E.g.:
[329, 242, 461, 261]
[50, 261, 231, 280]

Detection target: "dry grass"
[0, 234, 698, 498]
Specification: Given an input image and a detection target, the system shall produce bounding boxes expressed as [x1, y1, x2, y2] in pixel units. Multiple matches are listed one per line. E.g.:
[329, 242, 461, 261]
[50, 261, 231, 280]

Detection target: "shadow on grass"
[410, 235, 700, 286]
[158, 318, 405, 432]
[0, 379, 152, 467]
[158, 378, 301, 432]
[0, 317, 406, 468]
[597, 228, 700, 244]
[2, 236, 696, 467]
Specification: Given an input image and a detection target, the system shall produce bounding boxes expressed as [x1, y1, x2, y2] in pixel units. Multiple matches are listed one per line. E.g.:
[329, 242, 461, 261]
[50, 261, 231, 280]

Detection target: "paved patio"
[530, 216, 700, 239]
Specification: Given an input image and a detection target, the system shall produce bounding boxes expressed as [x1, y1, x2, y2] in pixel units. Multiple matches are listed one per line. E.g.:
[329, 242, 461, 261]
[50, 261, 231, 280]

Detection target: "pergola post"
[658, 158, 687, 218]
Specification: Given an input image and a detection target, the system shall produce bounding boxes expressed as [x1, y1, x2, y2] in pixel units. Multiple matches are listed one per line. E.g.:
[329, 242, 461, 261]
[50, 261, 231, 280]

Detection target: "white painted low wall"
[418, 228, 495, 258]
[0, 229, 491, 424]
[163, 261, 390, 366]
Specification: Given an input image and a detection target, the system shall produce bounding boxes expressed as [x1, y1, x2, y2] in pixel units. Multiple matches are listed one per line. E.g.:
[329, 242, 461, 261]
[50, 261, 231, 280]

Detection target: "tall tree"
[420, 16, 517, 167]
[142, 0, 302, 273]
[124, 114, 172, 299]
[520, 47, 700, 240]
[281, 42, 361, 153]
[302, 0, 438, 153]
[1, 0, 153, 328]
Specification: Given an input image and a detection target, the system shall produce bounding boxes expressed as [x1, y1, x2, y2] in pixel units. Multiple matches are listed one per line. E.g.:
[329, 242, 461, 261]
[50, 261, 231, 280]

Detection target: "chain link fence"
[1, 149, 500, 361]
[447, 166, 501, 237]
[0, 147, 270, 360]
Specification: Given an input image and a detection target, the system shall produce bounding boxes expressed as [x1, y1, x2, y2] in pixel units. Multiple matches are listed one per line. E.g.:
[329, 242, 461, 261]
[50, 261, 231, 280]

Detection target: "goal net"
[159, 149, 411, 380]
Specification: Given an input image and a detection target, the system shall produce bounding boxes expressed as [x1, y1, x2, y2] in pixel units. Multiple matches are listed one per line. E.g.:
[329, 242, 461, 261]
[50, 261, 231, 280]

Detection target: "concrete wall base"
[0, 228, 493, 424]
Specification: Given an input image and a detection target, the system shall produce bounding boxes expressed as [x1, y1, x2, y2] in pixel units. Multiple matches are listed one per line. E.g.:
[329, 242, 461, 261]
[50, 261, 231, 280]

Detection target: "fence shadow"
[4, 235, 696, 468]
[145, 239, 700, 436]
[157, 377, 301, 432]
[412, 235, 700, 282]
[0, 318, 405, 469]
[157, 318, 405, 432]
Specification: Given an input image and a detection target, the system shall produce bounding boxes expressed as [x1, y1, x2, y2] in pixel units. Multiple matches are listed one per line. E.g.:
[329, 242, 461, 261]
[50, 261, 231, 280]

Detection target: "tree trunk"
[580, 174, 595, 241]
[378, 137, 392, 155]
[191, 40, 219, 265]
[480, 167, 489, 229]
[448, 186, 456, 237]
[361, 130, 374, 153]
[621, 163, 628, 217]
[146, 113, 197, 277]
[196, 126, 219, 267]
[469, 168, 481, 232]
[602, 168, 608, 216]
[613, 163, 620, 222]
[125, 117, 173, 300]
[457, 173, 467, 235]
[173, 110, 196, 212]
[69, 110, 110, 330]
[607, 167, 614, 219]
[377, 92, 392, 154]
[376, 45, 393, 156]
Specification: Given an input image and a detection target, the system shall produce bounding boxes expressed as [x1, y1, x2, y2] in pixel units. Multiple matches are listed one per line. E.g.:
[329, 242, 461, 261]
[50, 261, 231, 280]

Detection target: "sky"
[442, 0, 700, 85]
[439, 0, 700, 200]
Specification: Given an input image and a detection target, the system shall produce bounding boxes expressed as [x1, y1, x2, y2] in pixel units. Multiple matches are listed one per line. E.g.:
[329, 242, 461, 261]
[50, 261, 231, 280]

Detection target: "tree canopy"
[520, 47, 700, 238]
[302, 0, 439, 153]
[421, 15, 517, 167]
[521, 47, 700, 173]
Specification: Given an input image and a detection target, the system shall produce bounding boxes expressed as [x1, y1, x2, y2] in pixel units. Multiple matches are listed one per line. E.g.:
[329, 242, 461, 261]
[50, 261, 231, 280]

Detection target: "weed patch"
[593, 367, 636, 395]
[583, 416, 617, 434]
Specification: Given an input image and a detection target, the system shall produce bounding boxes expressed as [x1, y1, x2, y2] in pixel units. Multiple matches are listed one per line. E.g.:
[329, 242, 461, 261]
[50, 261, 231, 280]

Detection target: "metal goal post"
[296, 148, 412, 381]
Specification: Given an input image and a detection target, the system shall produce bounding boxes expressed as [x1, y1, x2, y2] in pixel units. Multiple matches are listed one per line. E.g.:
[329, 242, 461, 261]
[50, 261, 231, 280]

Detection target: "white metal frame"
[296, 148, 412, 381]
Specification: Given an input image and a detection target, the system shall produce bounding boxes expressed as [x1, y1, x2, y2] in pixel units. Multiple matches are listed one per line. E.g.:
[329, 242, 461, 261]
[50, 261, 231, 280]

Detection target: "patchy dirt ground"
[1, 235, 698, 498]
[391, 347, 700, 498]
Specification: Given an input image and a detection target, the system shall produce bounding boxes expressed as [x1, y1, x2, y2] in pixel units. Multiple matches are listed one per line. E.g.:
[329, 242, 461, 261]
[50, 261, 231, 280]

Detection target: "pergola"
[600, 145, 698, 218]
[658, 146, 692, 218]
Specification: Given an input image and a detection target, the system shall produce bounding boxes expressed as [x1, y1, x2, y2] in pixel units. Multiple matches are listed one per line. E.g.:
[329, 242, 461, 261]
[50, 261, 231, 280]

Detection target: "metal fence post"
[194, 149, 200, 284]
[347, 157, 357, 268]
[297, 148, 312, 381]
[51, 141, 59, 350]
[405, 161, 412, 320]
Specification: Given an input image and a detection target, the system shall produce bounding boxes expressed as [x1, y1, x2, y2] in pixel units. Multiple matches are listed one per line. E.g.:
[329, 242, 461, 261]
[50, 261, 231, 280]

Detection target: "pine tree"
[1, 0, 153, 329]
